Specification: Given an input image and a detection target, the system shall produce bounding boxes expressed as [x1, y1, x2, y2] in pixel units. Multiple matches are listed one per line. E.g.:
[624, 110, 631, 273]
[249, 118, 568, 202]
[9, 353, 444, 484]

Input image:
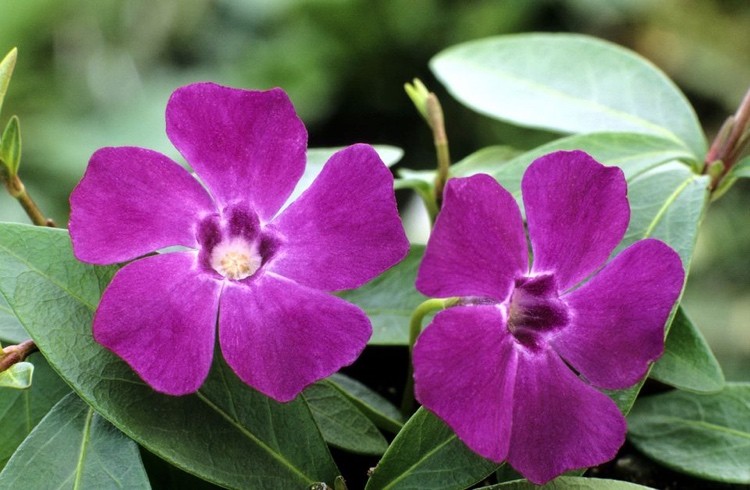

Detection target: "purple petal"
[523, 151, 629, 291]
[268, 144, 408, 291]
[413, 305, 518, 462]
[416, 174, 527, 300]
[508, 348, 626, 484]
[70, 147, 215, 264]
[218, 273, 372, 402]
[553, 239, 684, 390]
[93, 252, 221, 395]
[166, 83, 306, 220]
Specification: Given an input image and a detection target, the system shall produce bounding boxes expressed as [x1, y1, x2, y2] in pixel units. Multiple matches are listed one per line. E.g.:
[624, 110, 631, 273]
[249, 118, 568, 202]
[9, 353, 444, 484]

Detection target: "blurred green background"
[1, 0, 748, 380]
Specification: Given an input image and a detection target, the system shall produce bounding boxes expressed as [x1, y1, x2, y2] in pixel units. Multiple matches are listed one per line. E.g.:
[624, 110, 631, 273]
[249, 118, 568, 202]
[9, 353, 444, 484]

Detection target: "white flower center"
[210, 238, 261, 280]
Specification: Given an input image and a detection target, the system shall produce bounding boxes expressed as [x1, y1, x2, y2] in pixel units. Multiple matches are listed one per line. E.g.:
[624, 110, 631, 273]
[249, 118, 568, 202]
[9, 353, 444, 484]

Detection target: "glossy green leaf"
[329, 373, 404, 433]
[304, 380, 388, 455]
[0, 48, 17, 116]
[0, 352, 70, 469]
[650, 306, 724, 393]
[476, 476, 654, 489]
[0, 116, 21, 176]
[431, 34, 706, 156]
[628, 383, 750, 484]
[0, 361, 32, 389]
[0, 393, 150, 489]
[365, 407, 497, 490]
[340, 246, 426, 345]
[451, 132, 699, 200]
[0, 223, 339, 488]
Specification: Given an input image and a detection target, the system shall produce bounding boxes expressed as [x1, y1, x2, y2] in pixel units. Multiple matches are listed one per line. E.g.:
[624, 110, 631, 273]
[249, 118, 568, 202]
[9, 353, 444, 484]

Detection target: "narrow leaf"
[0, 223, 339, 488]
[0, 361, 32, 389]
[431, 34, 706, 156]
[628, 383, 750, 484]
[365, 407, 497, 490]
[0, 48, 17, 116]
[329, 373, 405, 433]
[304, 380, 389, 455]
[0, 393, 150, 489]
[650, 306, 724, 393]
[0, 116, 21, 175]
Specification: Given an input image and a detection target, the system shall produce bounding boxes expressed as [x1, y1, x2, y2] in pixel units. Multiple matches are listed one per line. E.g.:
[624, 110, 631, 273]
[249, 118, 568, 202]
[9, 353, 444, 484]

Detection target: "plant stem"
[0, 339, 38, 373]
[400, 297, 460, 415]
[2, 173, 55, 227]
[705, 86, 750, 190]
[426, 94, 451, 208]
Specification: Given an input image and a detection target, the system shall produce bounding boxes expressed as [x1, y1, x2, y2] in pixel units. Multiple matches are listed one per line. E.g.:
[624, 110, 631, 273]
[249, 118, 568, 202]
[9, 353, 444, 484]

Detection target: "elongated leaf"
[0, 116, 21, 176]
[365, 407, 497, 490]
[0, 223, 339, 488]
[650, 306, 724, 393]
[304, 380, 388, 455]
[0, 392, 150, 489]
[340, 246, 426, 345]
[476, 476, 654, 489]
[0, 48, 17, 116]
[329, 373, 404, 433]
[451, 132, 698, 200]
[431, 34, 706, 156]
[0, 361, 32, 389]
[628, 383, 750, 484]
[729, 155, 750, 178]
[0, 352, 71, 469]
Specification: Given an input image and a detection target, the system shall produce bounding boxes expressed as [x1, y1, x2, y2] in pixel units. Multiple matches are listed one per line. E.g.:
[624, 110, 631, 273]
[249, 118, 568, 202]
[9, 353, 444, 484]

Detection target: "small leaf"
[0, 115, 21, 176]
[0, 393, 151, 489]
[287, 145, 403, 206]
[729, 155, 750, 178]
[628, 383, 750, 484]
[364, 407, 497, 490]
[650, 306, 724, 393]
[0, 361, 33, 389]
[328, 373, 405, 433]
[0, 352, 70, 469]
[431, 34, 706, 156]
[476, 476, 655, 489]
[0, 48, 17, 116]
[0, 223, 339, 488]
[339, 246, 426, 345]
[304, 380, 389, 455]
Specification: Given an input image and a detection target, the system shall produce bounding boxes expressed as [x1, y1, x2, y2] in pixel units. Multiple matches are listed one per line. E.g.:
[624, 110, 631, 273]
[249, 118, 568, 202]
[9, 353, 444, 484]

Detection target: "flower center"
[210, 238, 261, 280]
[507, 273, 569, 346]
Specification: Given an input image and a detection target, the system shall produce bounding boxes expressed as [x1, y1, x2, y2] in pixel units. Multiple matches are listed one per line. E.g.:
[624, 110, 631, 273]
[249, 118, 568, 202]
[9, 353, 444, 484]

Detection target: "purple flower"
[69, 82, 408, 401]
[412, 151, 684, 484]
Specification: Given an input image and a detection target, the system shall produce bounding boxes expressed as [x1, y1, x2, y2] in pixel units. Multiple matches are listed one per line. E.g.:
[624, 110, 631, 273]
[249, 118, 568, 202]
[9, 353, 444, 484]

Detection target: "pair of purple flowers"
[69, 83, 683, 484]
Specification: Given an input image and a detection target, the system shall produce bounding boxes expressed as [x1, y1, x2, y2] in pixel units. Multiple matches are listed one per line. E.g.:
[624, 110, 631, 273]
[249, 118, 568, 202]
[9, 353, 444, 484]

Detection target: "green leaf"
[0, 116, 21, 176]
[729, 155, 750, 178]
[431, 34, 706, 157]
[0, 361, 33, 389]
[0, 352, 71, 469]
[0, 48, 17, 116]
[0, 392, 150, 489]
[650, 306, 724, 393]
[304, 380, 389, 455]
[364, 407, 497, 490]
[0, 293, 27, 343]
[0, 223, 339, 488]
[451, 132, 699, 201]
[628, 383, 750, 484]
[340, 246, 426, 345]
[476, 476, 655, 489]
[328, 373, 405, 434]
[290, 145, 403, 205]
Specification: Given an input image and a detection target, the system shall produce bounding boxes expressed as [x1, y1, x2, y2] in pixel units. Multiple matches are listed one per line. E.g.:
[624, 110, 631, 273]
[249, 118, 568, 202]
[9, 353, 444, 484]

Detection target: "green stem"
[2, 173, 55, 226]
[426, 94, 451, 208]
[400, 297, 460, 415]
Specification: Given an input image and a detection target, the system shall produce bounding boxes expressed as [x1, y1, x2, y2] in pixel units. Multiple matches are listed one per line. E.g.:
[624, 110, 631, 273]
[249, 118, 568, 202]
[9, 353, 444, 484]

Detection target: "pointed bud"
[0, 48, 18, 116]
